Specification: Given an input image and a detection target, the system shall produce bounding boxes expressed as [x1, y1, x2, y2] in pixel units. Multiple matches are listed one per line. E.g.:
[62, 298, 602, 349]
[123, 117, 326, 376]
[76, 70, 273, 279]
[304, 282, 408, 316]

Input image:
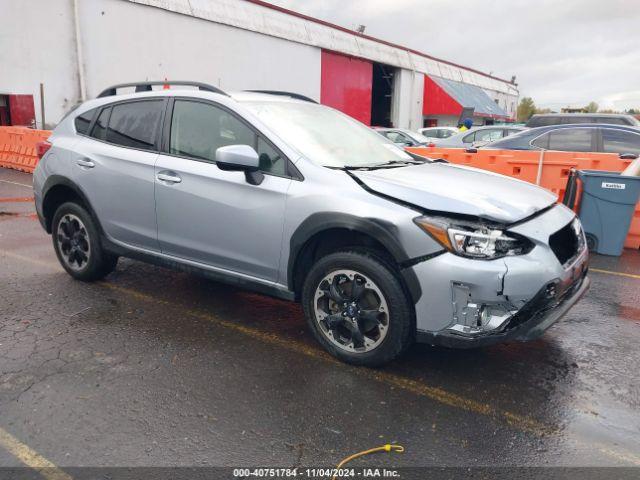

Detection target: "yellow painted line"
[590, 268, 640, 280]
[2, 249, 640, 465]
[0, 251, 62, 271]
[597, 446, 640, 466]
[101, 281, 555, 436]
[0, 427, 72, 480]
[0, 179, 32, 189]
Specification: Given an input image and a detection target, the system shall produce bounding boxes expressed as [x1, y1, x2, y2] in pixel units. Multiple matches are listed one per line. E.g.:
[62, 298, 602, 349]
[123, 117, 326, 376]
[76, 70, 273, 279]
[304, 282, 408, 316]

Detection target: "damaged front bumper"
[416, 272, 589, 348]
[411, 204, 590, 348]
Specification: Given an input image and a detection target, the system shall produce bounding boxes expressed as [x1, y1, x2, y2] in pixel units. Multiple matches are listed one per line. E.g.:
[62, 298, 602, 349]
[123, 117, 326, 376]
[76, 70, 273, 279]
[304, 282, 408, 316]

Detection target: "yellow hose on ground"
[332, 444, 405, 480]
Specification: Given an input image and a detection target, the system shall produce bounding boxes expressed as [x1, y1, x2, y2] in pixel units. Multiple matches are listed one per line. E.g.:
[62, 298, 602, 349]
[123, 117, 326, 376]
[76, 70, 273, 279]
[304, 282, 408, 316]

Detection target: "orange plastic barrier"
[0, 127, 51, 174]
[408, 146, 639, 249]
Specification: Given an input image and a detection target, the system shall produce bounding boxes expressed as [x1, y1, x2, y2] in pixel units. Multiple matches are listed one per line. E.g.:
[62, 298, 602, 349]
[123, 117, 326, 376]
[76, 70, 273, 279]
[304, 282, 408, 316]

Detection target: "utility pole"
[40, 83, 46, 129]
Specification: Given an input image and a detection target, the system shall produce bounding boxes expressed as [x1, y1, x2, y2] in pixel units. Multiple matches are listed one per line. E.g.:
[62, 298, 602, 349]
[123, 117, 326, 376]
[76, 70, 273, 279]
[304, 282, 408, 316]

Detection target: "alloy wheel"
[313, 269, 389, 353]
[56, 213, 91, 271]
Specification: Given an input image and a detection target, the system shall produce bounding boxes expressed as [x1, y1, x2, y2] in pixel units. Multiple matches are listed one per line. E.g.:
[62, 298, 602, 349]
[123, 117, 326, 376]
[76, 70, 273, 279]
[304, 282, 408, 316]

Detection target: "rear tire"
[302, 250, 414, 366]
[52, 202, 118, 281]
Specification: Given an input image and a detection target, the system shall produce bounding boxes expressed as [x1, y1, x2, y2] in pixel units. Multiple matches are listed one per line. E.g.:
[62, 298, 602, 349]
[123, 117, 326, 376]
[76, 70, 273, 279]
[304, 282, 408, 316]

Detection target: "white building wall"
[132, 0, 518, 96]
[79, 0, 321, 102]
[0, 1, 81, 128]
[1, 0, 516, 128]
[1, 0, 321, 125]
[422, 115, 460, 128]
[484, 89, 518, 120]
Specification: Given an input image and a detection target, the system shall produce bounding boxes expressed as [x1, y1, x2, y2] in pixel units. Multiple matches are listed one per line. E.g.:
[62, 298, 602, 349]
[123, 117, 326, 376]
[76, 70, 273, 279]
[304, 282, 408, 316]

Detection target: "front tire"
[302, 250, 414, 366]
[52, 202, 117, 281]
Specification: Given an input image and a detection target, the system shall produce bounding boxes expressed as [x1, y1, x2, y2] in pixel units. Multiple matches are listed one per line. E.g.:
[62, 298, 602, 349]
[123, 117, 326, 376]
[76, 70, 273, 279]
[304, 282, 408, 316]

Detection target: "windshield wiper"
[326, 159, 426, 171]
[365, 159, 425, 169]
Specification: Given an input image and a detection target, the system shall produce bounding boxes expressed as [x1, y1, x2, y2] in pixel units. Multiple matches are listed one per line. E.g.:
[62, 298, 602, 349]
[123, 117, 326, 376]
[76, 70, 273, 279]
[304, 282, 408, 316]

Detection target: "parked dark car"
[486, 124, 640, 158]
[526, 113, 640, 128]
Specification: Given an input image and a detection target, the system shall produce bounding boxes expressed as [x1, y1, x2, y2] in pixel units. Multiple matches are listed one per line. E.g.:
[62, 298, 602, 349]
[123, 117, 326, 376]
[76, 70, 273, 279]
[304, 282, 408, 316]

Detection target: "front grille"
[549, 221, 579, 266]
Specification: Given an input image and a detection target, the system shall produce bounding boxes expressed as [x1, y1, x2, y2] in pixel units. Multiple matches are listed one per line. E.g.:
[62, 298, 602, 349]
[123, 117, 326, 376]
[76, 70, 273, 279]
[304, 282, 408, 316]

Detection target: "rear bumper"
[416, 273, 589, 348]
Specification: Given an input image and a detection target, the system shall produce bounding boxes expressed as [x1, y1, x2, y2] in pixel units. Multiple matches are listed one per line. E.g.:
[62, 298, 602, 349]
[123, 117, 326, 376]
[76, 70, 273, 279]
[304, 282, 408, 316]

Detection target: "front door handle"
[76, 158, 95, 168]
[157, 171, 182, 184]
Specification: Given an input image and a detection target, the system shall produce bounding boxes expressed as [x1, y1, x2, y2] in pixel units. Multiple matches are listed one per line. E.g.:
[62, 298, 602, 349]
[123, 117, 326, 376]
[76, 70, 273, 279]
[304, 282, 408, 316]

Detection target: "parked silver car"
[373, 127, 431, 147]
[417, 126, 459, 142]
[433, 125, 525, 148]
[34, 82, 589, 366]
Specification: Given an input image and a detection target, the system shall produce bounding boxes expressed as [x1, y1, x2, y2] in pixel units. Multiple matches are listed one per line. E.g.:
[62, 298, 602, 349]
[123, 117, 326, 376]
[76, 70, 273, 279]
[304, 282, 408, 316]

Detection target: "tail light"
[428, 142, 436, 147]
[36, 141, 52, 159]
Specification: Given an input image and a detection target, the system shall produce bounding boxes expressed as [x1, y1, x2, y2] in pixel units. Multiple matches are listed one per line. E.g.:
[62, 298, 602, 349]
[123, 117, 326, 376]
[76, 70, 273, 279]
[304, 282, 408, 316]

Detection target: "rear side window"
[601, 129, 640, 155]
[562, 116, 591, 124]
[531, 133, 550, 149]
[597, 117, 627, 125]
[90, 107, 110, 141]
[439, 129, 454, 139]
[106, 100, 164, 150]
[74, 109, 96, 135]
[462, 132, 475, 143]
[382, 131, 410, 144]
[474, 129, 503, 142]
[527, 116, 561, 128]
[547, 128, 594, 152]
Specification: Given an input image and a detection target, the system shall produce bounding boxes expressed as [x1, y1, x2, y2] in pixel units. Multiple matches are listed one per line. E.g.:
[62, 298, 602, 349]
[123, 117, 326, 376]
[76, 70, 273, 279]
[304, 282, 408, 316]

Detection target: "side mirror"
[619, 153, 639, 160]
[216, 144, 259, 171]
[216, 144, 264, 185]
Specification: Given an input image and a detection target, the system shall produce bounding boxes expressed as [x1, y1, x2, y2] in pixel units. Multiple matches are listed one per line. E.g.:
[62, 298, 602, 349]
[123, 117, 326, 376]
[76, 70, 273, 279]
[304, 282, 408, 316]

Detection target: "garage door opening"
[371, 63, 395, 127]
[0, 96, 11, 126]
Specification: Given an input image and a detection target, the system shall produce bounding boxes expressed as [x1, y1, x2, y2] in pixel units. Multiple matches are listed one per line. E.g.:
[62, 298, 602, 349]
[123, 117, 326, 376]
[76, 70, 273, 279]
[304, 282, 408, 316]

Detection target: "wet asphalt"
[0, 168, 639, 473]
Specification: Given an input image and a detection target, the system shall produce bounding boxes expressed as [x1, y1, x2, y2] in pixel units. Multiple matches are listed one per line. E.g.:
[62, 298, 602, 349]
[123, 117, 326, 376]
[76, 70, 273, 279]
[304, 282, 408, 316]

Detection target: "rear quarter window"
[74, 109, 96, 135]
[601, 129, 640, 155]
[90, 107, 111, 141]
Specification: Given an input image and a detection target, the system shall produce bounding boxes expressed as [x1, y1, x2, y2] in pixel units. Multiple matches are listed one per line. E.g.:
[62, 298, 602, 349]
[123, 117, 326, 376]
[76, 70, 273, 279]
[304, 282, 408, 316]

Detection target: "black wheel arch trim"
[288, 212, 423, 303]
[41, 175, 104, 235]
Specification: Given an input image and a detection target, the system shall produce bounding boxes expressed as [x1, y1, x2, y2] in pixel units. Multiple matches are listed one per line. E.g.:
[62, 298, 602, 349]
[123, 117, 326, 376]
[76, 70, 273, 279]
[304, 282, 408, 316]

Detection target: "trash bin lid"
[577, 170, 640, 205]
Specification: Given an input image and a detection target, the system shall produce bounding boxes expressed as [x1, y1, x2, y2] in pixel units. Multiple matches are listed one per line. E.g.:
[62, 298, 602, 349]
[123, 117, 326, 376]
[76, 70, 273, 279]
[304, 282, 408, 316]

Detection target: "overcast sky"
[270, 0, 640, 111]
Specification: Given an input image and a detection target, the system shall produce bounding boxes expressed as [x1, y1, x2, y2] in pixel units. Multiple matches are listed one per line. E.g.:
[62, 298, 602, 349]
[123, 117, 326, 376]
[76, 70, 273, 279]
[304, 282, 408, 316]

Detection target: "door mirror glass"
[216, 144, 259, 171]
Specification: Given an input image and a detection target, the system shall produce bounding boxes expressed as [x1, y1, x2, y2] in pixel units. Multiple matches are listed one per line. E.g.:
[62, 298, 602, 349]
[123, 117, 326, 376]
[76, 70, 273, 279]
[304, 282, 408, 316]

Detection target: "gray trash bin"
[577, 170, 640, 256]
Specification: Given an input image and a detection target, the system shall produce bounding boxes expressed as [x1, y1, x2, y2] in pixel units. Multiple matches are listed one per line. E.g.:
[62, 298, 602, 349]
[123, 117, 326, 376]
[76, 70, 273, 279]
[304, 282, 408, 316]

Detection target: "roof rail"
[244, 90, 317, 103]
[97, 81, 228, 98]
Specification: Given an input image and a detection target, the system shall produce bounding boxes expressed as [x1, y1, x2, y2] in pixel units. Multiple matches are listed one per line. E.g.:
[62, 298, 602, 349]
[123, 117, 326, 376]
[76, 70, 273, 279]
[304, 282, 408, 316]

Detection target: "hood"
[352, 162, 557, 223]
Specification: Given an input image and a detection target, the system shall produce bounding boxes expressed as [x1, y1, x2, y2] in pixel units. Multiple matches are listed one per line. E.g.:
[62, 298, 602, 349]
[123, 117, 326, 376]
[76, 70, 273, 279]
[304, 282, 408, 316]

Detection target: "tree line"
[516, 97, 639, 123]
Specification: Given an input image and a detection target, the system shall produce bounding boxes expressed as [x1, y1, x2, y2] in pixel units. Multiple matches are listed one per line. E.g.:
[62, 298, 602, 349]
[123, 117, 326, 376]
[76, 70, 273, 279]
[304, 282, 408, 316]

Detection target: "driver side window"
[169, 100, 288, 176]
[257, 136, 287, 176]
[170, 100, 253, 162]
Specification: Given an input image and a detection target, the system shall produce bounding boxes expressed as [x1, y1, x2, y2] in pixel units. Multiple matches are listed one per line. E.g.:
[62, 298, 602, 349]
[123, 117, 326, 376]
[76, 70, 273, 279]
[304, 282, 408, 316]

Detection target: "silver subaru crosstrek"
[34, 81, 589, 366]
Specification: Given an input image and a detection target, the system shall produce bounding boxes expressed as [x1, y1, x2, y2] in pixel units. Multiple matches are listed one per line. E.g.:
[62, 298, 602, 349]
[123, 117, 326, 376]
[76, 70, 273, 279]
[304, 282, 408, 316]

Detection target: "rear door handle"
[156, 171, 182, 184]
[76, 158, 95, 168]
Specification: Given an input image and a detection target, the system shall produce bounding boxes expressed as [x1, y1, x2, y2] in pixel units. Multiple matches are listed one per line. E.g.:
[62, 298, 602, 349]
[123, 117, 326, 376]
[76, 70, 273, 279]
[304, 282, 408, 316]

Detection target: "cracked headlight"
[414, 216, 534, 259]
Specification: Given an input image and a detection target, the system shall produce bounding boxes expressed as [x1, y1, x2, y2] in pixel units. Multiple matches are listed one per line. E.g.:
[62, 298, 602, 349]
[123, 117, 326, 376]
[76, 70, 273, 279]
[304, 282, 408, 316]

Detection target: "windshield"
[241, 101, 413, 168]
